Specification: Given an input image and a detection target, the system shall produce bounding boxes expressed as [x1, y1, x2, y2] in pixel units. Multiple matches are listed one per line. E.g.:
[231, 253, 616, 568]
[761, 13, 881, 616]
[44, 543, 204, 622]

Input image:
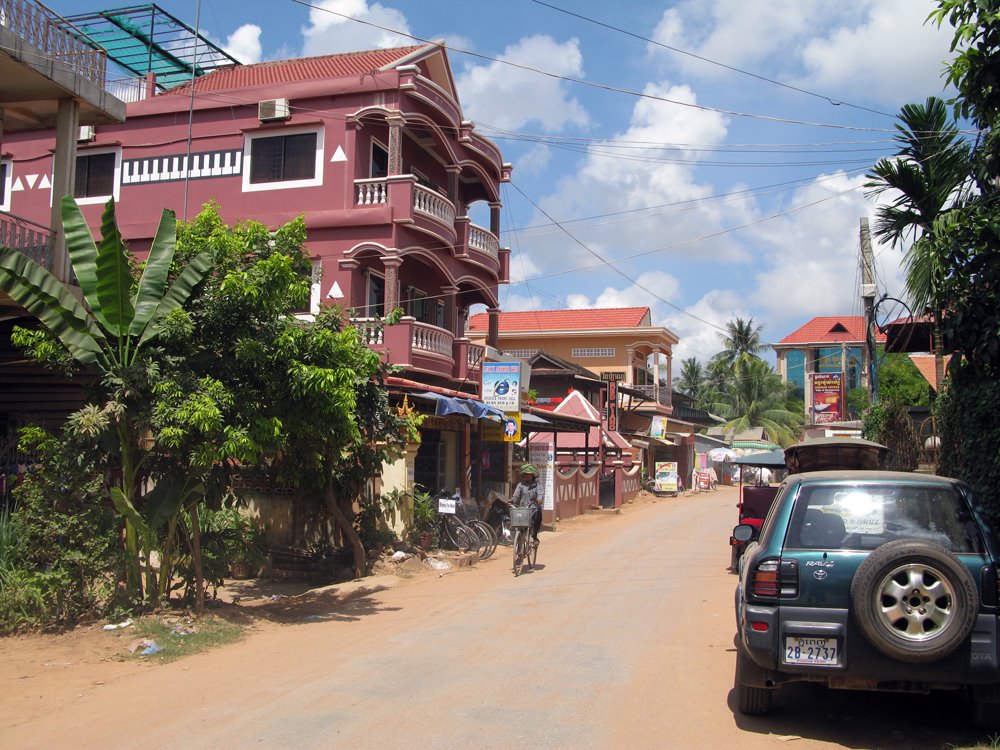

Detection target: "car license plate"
[783, 637, 838, 665]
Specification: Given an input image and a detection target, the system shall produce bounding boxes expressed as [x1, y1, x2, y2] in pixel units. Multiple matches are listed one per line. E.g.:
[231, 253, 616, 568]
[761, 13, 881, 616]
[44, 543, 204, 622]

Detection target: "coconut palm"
[701, 354, 802, 447]
[677, 357, 704, 398]
[865, 96, 973, 387]
[718, 317, 768, 365]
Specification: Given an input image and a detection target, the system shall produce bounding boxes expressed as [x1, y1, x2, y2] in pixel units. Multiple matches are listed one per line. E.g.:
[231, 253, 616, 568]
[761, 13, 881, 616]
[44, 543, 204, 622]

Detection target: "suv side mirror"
[732, 523, 757, 543]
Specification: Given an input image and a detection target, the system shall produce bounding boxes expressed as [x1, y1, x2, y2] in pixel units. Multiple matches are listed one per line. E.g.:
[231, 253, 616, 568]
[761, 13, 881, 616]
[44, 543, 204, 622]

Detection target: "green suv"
[733, 470, 1000, 727]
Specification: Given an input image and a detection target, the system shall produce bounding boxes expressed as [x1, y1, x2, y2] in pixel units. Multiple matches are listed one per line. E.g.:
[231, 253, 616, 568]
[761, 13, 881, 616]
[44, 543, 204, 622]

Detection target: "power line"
[527, 0, 896, 118]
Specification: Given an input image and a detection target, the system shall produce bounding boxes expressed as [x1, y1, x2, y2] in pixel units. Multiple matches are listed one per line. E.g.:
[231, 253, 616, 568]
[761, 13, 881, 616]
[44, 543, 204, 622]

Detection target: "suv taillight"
[751, 558, 799, 600]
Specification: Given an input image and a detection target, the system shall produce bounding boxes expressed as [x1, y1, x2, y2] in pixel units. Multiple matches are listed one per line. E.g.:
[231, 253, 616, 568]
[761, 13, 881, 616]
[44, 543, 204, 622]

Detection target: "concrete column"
[442, 285, 458, 335]
[487, 306, 500, 349]
[50, 99, 80, 283]
[447, 166, 460, 209]
[382, 256, 401, 313]
[626, 347, 635, 384]
[489, 202, 501, 236]
[652, 348, 661, 403]
[387, 115, 404, 176]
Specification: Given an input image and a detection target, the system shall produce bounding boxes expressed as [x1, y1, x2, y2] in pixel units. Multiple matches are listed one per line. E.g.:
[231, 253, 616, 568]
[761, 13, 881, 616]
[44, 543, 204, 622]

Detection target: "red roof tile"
[166, 46, 426, 93]
[467, 307, 651, 333]
[777, 316, 886, 346]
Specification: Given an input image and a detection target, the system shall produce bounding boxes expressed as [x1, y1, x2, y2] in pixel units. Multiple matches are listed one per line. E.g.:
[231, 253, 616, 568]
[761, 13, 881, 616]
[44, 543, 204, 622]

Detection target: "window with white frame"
[74, 149, 120, 204]
[243, 127, 323, 192]
[503, 349, 539, 359]
[572, 347, 616, 358]
[0, 160, 11, 212]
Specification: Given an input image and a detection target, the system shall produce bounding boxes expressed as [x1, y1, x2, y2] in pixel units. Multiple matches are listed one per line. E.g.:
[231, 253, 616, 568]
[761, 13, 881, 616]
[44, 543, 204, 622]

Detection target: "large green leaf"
[135, 251, 213, 348]
[94, 199, 135, 336]
[143, 472, 205, 530]
[0, 248, 110, 369]
[60, 195, 104, 324]
[130, 208, 177, 338]
[110, 487, 149, 537]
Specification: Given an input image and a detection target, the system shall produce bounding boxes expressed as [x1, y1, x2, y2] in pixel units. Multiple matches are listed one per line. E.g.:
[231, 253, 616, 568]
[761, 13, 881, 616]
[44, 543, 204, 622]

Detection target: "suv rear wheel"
[736, 647, 773, 715]
[850, 540, 978, 663]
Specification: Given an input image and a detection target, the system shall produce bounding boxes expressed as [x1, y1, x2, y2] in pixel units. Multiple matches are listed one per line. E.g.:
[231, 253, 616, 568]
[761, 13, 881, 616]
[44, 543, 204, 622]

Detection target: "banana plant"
[0, 196, 213, 600]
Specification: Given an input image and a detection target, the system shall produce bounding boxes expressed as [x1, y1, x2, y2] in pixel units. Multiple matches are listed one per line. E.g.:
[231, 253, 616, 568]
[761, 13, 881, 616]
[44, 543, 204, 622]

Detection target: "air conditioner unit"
[78, 125, 96, 142]
[258, 98, 290, 121]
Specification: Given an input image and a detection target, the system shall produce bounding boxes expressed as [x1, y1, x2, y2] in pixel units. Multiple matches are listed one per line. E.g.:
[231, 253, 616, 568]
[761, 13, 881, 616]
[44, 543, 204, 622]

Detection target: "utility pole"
[860, 218, 877, 402]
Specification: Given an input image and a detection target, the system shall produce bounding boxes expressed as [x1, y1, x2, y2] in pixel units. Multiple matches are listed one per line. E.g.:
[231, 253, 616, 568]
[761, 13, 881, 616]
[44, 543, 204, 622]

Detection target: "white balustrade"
[467, 223, 499, 259]
[355, 179, 388, 206]
[411, 321, 453, 356]
[351, 318, 384, 346]
[467, 344, 485, 370]
[413, 184, 456, 225]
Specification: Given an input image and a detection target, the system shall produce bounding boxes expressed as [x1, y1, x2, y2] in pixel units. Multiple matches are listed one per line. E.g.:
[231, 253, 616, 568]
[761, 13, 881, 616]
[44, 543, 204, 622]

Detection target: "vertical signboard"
[528, 441, 555, 511]
[606, 380, 618, 431]
[811, 372, 844, 424]
[654, 461, 678, 493]
[482, 361, 521, 412]
[502, 412, 521, 442]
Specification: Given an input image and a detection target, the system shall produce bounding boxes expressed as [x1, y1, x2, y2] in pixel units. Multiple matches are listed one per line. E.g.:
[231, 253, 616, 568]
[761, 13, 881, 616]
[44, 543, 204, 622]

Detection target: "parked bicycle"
[485, 491, 513, 546]
[434, 490, 499, 560]
[510, 505, 537, 576]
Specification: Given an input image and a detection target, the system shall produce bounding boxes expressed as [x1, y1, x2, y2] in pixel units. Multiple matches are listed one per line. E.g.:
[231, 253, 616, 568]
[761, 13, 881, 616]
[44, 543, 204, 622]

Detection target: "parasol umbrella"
[708, 447, 739, 462]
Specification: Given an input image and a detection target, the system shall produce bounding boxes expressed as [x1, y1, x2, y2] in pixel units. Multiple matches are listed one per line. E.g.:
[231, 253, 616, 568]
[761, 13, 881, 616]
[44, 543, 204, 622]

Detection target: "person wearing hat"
[511, 464, 543, 545]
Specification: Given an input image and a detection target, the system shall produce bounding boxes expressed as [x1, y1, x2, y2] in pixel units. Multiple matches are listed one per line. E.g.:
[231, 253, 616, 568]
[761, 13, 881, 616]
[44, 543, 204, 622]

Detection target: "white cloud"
[799, 0, 953, 102]
[456, 35, 589, 131]
[563, 271, 682, 314]
[665, 288, 748, 363]
[224, 24, 263, 65]
[301, 0, 412, 56]
[514, 143, 552, 176]
[744, 171, 907, 335]
[648, 0, 951, 105]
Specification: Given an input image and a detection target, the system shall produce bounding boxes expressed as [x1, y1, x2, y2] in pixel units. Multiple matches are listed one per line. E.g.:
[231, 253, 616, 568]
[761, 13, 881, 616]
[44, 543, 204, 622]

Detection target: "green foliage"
[356, 491, 403, 551]
[172, 503, 264, 601]
[936, 364, 1000, 525]
[408, 486, 438, 538]
[0, 429, 122, 632]
[677, 357, 703, 398]
[861, 397, 920, 472]
[877, 352, 932, 406]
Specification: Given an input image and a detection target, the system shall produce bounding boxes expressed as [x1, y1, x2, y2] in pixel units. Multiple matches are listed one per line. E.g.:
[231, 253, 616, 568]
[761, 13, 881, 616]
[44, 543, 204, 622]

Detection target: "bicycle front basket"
[510, 506, 532, 528]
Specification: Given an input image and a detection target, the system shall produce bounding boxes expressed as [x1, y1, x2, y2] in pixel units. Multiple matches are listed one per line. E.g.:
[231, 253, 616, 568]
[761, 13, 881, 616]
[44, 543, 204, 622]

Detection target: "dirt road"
[1, 487, 987, 749]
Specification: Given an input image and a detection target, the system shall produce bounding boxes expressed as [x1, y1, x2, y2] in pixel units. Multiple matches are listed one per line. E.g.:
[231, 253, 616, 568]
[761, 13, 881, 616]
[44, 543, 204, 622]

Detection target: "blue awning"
[414, 392, 503, 421]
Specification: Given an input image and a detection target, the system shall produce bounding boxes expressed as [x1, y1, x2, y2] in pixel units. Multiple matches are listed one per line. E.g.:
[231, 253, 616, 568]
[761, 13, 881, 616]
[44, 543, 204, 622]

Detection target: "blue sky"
[49, 0, 959, 363]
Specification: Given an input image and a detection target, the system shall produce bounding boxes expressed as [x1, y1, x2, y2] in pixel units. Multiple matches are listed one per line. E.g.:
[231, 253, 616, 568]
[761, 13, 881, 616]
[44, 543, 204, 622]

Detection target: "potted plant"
[409, 487, 437, 550]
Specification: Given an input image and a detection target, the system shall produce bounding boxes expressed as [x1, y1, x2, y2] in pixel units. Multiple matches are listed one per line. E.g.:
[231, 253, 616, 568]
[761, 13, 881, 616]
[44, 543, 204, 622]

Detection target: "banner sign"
[502, 412, 521, 442]
[528, 441, 555, 511]
[811, 372, 844, 424]
[650, 415, 667, 439]
[482, 361, 521, 412]
[654, 461, 678, 493]
[607, 380, 618, 431]
[601, 371, 626, 382]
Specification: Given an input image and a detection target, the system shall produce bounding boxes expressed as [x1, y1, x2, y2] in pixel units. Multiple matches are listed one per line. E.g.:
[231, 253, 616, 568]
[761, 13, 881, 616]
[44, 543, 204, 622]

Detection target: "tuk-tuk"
[728, 438, 891, 570]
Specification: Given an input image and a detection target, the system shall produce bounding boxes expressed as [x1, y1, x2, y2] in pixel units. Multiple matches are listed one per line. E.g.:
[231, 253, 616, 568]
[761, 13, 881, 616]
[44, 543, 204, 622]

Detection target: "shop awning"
[413, 392, 503, 421]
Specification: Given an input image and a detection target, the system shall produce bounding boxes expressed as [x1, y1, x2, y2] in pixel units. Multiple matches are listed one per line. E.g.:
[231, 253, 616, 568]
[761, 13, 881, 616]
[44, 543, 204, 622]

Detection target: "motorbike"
[484, 491, 514, 546]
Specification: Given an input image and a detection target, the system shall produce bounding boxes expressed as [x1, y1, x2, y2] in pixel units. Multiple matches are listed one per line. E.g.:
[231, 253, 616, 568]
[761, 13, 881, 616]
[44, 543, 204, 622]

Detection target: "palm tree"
[700, 355, 801, 447]
[718, 317, 768, 365]
[865, 96, 972, 388]
[677, 357, 704, 397]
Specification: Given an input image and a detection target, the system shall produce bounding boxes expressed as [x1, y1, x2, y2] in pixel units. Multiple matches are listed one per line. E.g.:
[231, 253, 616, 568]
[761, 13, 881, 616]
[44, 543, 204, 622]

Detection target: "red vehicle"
[729, 438, 891, 570]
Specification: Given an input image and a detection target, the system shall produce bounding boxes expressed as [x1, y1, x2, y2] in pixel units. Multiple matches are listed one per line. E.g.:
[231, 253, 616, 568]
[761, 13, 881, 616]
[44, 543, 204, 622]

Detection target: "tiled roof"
[166, 45, 427, 93]
[467, 307, 651, 333]
[777, 316, 887, 346]
[908, 354, 940, 392]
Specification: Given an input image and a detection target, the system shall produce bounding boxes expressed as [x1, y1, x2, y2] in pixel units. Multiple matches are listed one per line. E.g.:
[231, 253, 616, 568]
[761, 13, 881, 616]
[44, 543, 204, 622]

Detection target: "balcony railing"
[630, 384, 672, 408]
[0, 211, 53, 269]
[1, 0, 108, 87]
[413, 184, 455, 226]
[467, 223, 499, 259]
[355, 178, 388, 206]
[410, 320, 453, 356]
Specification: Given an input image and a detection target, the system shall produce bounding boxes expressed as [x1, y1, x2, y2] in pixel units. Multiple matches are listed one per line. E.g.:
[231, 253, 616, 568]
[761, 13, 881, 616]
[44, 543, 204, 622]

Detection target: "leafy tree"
[0, 197, 212, 604]
[876, 352, 933, 406]
[677, 357, 703, 398]
[861, 397, 920, 471]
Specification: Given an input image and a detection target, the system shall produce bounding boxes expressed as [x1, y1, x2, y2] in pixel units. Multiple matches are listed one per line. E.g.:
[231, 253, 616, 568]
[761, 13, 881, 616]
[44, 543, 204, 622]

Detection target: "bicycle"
[510, 505, 537, 576]
[435, 491, 481, 557]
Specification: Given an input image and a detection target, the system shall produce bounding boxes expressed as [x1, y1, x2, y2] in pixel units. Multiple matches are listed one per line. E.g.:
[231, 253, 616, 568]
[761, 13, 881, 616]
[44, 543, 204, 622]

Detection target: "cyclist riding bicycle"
[511, 463, 542, 546]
